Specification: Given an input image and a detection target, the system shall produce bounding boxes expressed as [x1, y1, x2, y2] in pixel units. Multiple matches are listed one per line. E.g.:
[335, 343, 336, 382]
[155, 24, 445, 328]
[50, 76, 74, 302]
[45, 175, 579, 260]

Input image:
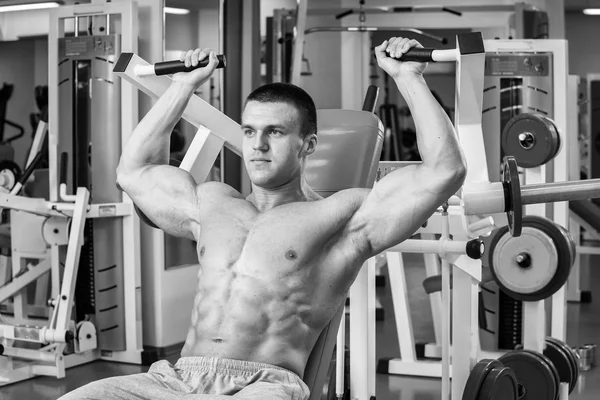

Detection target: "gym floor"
[3, 253, 599, 400]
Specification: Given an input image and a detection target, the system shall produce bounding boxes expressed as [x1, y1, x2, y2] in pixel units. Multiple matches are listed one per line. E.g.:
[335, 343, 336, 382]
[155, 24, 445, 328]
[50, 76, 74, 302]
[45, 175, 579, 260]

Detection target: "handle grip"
[362, 85, 379, 113]
[18, 151, 44, 186]
[154, 55, 226, 76]
[395, 47, 435, 62]
[60, 152, 68, 186]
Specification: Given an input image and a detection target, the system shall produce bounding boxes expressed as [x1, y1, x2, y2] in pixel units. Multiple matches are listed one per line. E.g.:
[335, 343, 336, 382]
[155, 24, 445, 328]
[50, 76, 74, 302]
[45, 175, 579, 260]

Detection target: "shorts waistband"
[175, 356, 299, 377]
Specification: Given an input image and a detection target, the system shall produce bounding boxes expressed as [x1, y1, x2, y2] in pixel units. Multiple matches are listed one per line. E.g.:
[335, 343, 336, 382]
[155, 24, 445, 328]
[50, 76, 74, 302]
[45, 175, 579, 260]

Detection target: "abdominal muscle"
[180, 255, 336, 378]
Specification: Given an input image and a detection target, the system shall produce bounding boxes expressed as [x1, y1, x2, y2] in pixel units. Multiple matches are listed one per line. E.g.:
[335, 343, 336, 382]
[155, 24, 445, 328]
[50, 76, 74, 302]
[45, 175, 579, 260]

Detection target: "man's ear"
[302, 133, 318, 156]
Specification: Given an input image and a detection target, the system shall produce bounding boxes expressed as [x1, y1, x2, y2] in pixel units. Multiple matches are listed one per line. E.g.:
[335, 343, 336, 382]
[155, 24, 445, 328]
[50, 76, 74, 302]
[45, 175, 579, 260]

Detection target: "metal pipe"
[304, 26, 447, 44]
[521, 179, 600, 205]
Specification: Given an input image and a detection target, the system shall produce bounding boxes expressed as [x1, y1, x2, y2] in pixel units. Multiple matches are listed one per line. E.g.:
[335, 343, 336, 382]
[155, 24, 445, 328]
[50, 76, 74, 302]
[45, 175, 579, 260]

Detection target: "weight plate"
[462, 359, 504, 400]
[478, 366, 518, 400]
[503, 156, 522, 237]
[0, 160, 22, 192]
[554, 224, 576, 268]
[490, 226, 558, 296]
[501, 113, 561, 168]
[547, 337, 578, 393]
[544, 339, 574, 391]
[520, 216, 573, 301]
[488, 216, 572, 302]
[522, 349, 561, 400]
[499, 350, 557, 400]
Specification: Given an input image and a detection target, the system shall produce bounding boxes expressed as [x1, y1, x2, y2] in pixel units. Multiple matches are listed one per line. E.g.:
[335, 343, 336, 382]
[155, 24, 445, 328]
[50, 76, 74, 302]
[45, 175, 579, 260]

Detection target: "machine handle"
[18, 151, 44, 186]
[60, 152, 68, 186]
[362, 85, 379, 113]
[135, 55, 227, 77]
[377, 47, 458, 63]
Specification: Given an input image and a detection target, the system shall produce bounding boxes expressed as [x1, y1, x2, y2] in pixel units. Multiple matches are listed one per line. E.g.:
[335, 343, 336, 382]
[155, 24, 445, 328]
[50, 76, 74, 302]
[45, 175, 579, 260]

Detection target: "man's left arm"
[344, 38, 467, 258]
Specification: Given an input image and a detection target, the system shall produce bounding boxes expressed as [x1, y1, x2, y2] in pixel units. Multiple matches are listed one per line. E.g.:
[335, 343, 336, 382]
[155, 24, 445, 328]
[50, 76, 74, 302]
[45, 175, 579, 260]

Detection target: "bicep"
[348, 165, 459, 256]
[119, 164, 202, 239]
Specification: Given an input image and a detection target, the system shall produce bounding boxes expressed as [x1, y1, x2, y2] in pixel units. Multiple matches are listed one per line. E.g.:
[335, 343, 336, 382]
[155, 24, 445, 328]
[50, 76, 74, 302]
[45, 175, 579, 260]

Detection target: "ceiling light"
[583, 8, 600, 15]
[0, 1, 60, 13]
[164, 6, 190, 15]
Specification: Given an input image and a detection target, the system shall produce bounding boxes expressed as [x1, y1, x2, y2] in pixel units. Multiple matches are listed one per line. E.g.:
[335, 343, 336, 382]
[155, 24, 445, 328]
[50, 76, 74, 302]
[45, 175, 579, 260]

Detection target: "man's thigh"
[58, 361, 188, 400]
[232, 381, 307, 400]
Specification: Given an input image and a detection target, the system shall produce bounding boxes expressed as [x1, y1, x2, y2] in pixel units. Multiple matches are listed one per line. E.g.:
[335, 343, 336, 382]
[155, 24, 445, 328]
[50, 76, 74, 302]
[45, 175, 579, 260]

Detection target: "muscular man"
[60, 38, 466, 400]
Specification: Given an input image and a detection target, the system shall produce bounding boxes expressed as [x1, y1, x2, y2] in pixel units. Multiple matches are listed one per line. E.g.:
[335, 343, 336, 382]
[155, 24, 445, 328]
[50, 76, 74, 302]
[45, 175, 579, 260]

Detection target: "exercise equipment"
[0, 160, 21, 193]
[544, 337, 579, 394]
[462, 359, 519, 400]
[498, 349, 561, 400]
[0, 1, 143, 386]
[485, 216, 574, 302]
[501, 113, 561, 168]
[462, 155, 600, 236]
[132, 54, 226, 77]
[462, 359, 503, 400]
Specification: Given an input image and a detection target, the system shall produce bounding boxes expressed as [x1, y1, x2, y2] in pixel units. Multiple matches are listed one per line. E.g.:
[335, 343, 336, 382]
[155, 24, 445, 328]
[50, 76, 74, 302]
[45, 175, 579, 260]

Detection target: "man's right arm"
[116, 49, 223, 239]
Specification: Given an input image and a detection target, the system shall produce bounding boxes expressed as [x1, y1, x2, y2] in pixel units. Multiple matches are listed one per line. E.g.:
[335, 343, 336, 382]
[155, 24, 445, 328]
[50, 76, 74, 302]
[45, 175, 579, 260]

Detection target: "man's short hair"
[244, 83, 317, 138]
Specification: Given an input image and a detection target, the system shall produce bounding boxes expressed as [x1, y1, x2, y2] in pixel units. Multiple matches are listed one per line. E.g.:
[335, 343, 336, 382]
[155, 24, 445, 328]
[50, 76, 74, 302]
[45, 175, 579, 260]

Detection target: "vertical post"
[223, 0, 243, 191]
[290, 0, 308, 86]
[386, 252, 417, 362]
[349, 258, 376, 400]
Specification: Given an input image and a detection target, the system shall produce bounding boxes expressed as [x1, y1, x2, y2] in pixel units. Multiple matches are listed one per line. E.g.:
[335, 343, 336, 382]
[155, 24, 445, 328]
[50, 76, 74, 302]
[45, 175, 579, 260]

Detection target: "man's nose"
[253, 131, 269, 151]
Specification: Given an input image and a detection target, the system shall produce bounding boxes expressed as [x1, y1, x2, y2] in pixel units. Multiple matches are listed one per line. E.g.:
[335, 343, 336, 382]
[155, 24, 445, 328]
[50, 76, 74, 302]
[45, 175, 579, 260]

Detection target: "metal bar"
[304, 26, 446, 44]
[521, 179, 600, 205]
[387, 238, 469, 254]
[0, 259, 51, 304]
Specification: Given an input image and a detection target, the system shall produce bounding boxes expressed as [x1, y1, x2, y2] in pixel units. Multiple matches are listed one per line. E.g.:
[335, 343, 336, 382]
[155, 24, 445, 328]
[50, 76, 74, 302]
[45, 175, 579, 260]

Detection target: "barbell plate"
[498, 350, 557, 400]
[488, 216, 573, 302]
[0, 160, 22, 191]
[547, 337, 579, 393]
[520, 216, 573, 301]
[462, 359, 504, 400]
[501, 113, 561, 168]
[477, 366, 518, 400]
[490, 226, 558, 296]
[544, 339, 574, 391]
[503, 156, 522, 237]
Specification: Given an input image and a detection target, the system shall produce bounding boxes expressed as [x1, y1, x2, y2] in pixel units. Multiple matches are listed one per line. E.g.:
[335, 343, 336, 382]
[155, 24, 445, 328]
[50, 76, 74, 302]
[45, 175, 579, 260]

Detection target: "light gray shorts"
[58, 356, 310, 400]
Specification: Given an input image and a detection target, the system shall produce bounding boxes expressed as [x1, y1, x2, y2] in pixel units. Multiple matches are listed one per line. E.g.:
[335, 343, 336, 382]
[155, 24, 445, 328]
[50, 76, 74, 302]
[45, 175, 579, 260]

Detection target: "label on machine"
[59, 35, 118, 58]
[485, 53, 551, 77]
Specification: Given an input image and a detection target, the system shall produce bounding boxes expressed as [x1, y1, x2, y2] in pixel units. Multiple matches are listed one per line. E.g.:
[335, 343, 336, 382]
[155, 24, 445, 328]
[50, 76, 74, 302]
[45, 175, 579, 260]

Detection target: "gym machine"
[0, 1, 143, 385]
[365, 34, 596, 400]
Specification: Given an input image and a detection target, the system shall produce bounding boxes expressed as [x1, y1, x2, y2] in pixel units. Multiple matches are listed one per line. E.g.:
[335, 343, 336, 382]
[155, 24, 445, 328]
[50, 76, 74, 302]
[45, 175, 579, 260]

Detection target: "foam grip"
[154, 55, 226, 76]
[60, 152, 68, 186]
[362, 85, 379, 113]
[19, 151, 44, 185]
[396, 47, 435, 62]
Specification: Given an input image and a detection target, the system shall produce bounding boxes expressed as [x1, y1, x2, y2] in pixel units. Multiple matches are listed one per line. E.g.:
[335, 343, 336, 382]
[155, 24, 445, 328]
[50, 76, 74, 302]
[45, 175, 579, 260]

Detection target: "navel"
[212, 338, 225, 344]
[199, 246, 205, 257]
[285, 250, 298, 260]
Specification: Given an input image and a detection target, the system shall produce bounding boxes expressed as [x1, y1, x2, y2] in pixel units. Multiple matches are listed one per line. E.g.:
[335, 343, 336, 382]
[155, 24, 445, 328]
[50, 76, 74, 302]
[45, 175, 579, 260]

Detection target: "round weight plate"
[462, 359, 504, 400]
[501, 113, 561, 168]
[554, 224, 576, 268]
[0, 160, 22, 191]
[544, 339, 574, 390]
[520, 216, 573, 301]
[490, 226, 558, 296]
[503, 156, 522, 237]
[499, 350, 557, 400]
[478, 366, 518, 400]
[547, 337, 578, 393]
[522, 349, 561, 400]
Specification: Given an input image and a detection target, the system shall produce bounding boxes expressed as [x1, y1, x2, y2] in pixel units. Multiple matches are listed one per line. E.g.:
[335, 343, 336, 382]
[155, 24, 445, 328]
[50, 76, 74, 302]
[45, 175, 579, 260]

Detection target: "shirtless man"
[60, 37, 466, 400]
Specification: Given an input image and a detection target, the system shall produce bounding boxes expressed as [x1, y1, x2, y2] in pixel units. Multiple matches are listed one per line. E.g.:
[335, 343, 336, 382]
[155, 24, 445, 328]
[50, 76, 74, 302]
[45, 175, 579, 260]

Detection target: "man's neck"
[248, 177, 319, 212]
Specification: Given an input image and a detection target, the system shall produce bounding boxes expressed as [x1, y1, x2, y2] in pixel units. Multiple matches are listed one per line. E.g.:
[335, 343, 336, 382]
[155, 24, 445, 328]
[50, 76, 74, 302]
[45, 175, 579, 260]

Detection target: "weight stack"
[479, 281, 523, 351]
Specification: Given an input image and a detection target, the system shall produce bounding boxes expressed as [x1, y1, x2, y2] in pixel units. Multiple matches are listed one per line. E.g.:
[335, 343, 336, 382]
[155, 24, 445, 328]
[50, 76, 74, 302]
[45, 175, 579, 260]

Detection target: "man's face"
[241, 101, 312, 188]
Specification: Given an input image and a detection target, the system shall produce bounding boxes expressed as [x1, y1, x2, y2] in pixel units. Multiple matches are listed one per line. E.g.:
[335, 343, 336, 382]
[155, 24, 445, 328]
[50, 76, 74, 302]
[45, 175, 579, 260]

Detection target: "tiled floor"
[2, 254, 599, 400]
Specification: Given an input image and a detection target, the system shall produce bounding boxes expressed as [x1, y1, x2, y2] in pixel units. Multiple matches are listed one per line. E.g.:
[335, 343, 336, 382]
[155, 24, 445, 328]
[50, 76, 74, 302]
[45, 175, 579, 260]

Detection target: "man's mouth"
[251, 159, 271, 162]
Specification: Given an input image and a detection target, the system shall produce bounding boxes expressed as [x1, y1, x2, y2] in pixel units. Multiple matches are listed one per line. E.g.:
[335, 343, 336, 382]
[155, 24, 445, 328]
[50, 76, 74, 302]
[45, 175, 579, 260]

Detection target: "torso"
[180, 189, 368, 378]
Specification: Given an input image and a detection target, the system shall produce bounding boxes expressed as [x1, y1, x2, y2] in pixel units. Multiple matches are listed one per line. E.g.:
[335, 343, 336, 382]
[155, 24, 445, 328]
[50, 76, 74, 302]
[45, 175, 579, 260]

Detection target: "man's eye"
[270, 130, 282, 135]
[243, 130, 254, 136]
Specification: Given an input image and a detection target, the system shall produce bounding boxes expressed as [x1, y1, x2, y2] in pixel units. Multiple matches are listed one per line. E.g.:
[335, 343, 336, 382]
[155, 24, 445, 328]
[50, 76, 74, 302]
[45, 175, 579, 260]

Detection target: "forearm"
[118, 81, 195, 175]
[395, 74, 465, 174]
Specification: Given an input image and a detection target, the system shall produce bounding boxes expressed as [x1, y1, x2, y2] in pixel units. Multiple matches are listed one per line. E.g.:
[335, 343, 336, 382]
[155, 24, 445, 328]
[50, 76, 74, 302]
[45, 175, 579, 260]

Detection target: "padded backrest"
[302, 109, 383, 399]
